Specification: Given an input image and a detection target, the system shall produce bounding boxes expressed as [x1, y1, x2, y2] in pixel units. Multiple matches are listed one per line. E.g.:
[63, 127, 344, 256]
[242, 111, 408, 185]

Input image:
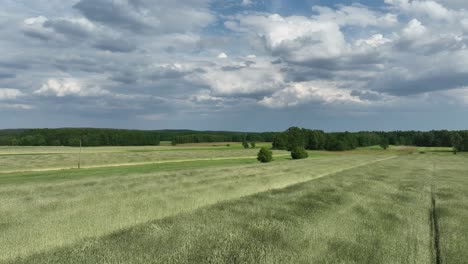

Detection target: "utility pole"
[78, 138, 82, 169]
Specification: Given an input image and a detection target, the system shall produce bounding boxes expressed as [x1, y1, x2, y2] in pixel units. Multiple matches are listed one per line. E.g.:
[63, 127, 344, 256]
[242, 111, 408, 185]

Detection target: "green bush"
[291, 147, 309, 160]
[250, 142, 256, 148]
[242, 141, 250, 149]
[257, 147, 273, 163]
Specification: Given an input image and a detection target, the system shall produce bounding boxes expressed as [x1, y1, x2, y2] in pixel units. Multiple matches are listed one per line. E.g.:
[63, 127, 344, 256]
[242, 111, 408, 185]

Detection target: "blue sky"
[1, 0, 468, 132]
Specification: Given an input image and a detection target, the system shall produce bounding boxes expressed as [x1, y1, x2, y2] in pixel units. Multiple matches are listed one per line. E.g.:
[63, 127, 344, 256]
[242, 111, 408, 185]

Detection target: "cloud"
[35, 78, 108, 97]
[4, 0, 468, 130]
[198, 58, 284, 97]
[0, 88, 25, 100]
[227, 14, 347, 63]
[259, 81, 362, 108]
[312, 4, 398, 27]
[0, 103, 33, 110]
[355, 34, 391, 48]
[93, 38, 136, 53]
[73, 0, 215, 34]
[22, 15, 137, 53]
[22, 16, 56, 40]
[0, 72, 16, 79]
[217, 52, 228, 59]
[241, 0, 253, 6]
[385, 0, 453, 20]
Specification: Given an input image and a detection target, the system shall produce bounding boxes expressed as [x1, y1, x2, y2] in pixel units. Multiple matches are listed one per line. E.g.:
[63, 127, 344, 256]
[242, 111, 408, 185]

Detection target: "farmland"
[0, 144, 467, 263]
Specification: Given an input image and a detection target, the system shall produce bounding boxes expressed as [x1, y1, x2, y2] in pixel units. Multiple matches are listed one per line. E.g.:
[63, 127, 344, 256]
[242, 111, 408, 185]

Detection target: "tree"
[250, 142, 256, 148]
[291, 147, 309, 160]
[257, 147, 273, 163]
[272, 133, 288, 150]
[379, 138, 390, 150]
[451, 132, 463, 154]
[286, 127, 305, 150]
[242, 141, 250, 149]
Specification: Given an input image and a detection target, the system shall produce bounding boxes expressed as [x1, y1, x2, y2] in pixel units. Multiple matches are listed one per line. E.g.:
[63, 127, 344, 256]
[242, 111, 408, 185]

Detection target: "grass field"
[0, 143, 283, 173]
[0, 144, 466, 263]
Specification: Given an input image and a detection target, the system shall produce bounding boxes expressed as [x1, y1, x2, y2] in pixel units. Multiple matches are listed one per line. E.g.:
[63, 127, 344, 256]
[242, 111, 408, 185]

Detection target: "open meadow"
[0, 144, 467, 263]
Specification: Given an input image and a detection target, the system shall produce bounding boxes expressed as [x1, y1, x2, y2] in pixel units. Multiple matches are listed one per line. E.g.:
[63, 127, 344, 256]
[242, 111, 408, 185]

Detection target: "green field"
[0, 145, 466, 263]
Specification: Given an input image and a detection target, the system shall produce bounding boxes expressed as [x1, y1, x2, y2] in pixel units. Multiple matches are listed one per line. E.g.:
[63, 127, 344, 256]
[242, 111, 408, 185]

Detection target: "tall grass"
[0, 154, 387, 262]
[432, 154, 468, 263]
[0, 147, 286, 172]
[8, 154, 439, 264]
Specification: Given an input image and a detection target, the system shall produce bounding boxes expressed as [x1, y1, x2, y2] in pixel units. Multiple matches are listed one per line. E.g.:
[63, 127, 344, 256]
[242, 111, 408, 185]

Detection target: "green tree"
[380, 138, 390, 150]
[257, 147, 273, 163]
[286, 127, 305, 150]
[272, 133, 288, 150]
[250, 142, 256, 148]
[451, 132, 463, 154]
[242, 141, 250, 149]
[291, 147, 309, 160]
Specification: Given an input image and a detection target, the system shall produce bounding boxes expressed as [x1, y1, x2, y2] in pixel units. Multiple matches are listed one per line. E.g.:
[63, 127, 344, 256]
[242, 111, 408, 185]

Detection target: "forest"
[0, 128, 467, 151]
[272, 127, 468, 152]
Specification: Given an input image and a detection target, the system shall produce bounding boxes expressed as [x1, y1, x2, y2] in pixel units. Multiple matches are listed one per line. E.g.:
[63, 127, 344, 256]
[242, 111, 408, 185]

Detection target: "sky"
[1, 0, 468, 132]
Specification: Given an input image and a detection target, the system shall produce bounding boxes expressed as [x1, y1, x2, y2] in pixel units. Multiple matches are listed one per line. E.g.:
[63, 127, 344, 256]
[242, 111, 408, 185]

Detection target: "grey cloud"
[74, 0, 214, 34]
[110, 72, 138, 84]
[73, 0, 149, 32]
[351, 90, 386, 101]
[376, 71, 468, 96]
[43, 19, 92, 38]
[93, 38, 137, 53]
[0, 72, 16, 79]
[0, 61, 30, 70]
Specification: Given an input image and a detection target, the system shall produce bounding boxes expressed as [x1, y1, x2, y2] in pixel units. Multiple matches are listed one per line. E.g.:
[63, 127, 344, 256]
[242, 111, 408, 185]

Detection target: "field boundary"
[0, 154, 291, 174]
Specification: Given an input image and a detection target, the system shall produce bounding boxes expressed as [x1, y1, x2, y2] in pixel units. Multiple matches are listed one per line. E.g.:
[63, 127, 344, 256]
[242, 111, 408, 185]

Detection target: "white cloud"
[312, 5, 398, 27]
[0, 88, 25, 100]
[385, 0, 453, 20]
[356, 34, 392, 48]
[259, 81, 362, 108]
[227, 14, 348, 62]
[241, 0, 253, 6]
[35, 78, 108, 97]
[0, 103, 33, 110]
[217, 52, 228, 59]
[402, 19, 427, 38]
[199, 59, 284, 96]
[22, 16, 57, 40]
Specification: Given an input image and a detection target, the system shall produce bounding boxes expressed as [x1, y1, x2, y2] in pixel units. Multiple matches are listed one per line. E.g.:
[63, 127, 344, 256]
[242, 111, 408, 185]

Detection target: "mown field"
[0, 145, 466, 263]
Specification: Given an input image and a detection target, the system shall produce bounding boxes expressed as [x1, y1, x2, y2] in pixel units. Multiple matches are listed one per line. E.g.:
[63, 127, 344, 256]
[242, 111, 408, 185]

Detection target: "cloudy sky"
[1, 0, 468, 131]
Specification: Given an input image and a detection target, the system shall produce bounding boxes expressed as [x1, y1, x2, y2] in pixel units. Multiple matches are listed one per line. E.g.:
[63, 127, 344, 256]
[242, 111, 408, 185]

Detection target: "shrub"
[250, 142, 256, 148]
[291, 147, 309, 160]
[242, 141, 249, 149]
[257, 147, 273, 163]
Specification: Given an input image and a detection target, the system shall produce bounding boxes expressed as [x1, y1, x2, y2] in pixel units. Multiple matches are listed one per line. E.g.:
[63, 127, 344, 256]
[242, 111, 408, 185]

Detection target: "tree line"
[0, 128, 276, 147]
[0, 128, 160, 146]
[167, 131, 277, 145]
[272, 127, 468, 152]
[1, 127, 467, 151]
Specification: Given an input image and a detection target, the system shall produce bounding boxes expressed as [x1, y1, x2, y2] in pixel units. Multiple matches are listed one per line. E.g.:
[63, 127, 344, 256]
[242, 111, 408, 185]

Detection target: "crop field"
[0, 145, 467, 263]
